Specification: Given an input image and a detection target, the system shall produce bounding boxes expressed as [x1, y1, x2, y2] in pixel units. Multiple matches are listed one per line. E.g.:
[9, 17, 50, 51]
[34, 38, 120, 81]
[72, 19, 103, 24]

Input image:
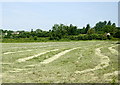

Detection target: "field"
[1, 41, 119, 83]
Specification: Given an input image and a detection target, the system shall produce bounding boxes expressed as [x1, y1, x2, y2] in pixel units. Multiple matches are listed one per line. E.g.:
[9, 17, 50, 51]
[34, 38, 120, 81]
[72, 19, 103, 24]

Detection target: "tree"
[80, 27, 86, 34]
[87, 28, 95, 34]
[34, 36, 37, 40]
[104, 21, 107, 25]
[35, 29, 42, 33]
[94, 21, 107, 33]
[102, 25, 115, 33]
[52, 24, 59, 31]
[68, 24, 77, 35]
[112, 23, 116, 27]
[50, 23, 79, 40]
[31, 29, 33, 32]
[85, 24, 90, 34]
[114, 30, 120, 38]
[107, 21, 111, 25]
[50, 24, 64, 40]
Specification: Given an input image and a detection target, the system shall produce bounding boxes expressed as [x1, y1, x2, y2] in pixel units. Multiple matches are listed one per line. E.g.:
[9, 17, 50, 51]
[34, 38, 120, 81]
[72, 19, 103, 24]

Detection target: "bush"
[88, 35, 93, 40]
[94, 34, 107, 40]
[34, 36, 37, 40]
[77, 35, 84, 40]
[77, 34, 88, 40]
[68, 36, 77, 40]
[76, 34, 107, 40]
[113, 30, 120, 38]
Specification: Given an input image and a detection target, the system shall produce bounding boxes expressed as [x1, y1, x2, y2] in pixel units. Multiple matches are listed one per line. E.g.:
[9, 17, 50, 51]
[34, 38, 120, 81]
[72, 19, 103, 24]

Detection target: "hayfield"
[1, 41, 119, 83]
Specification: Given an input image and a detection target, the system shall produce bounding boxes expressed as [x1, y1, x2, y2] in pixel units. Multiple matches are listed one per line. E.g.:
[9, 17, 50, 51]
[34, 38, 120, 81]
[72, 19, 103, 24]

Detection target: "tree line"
[1, 20, 120, 41]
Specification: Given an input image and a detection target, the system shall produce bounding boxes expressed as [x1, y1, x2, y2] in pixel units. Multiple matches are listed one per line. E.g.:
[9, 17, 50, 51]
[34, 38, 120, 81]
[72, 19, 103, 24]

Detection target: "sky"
[1, 2, 118, 31]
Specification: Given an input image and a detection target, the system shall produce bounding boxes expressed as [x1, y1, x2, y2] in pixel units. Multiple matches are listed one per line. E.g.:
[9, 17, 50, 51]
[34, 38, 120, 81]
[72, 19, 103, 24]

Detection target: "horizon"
[1, 20, 118, 32]
[1, 2, 118, 31]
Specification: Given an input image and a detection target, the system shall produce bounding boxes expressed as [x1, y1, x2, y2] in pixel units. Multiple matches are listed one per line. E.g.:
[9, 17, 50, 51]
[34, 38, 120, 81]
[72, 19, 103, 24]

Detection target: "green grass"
[2, 41, 119, 83]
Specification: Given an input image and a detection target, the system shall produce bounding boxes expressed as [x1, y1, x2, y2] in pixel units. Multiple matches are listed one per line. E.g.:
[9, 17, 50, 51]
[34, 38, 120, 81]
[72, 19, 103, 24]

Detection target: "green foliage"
[2, 20, 120, 42]
[114, 30, 120, 38]
[94, 21, 107, 33]
[77, 34, 107, 40]
[107, 20, 112, 25]
[35, 29, 42, 33]
[50, 24, 78, 40]
[85, 24, 90, 34]
[112, 23, 116, 27]
[34, 36, 37, 40]
[87, 28, 95, 34]
[81, 27, 86, 34]
[102, 25, 115, 33]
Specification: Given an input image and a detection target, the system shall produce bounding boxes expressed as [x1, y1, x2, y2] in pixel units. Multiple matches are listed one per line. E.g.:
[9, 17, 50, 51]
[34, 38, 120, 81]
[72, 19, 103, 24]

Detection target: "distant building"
[106, 33, 110, 36]
[5, 33, 8, 35]
[11, 32, 20, 35]
[2, 32, 8, 36]
[106, 33, 111, 40]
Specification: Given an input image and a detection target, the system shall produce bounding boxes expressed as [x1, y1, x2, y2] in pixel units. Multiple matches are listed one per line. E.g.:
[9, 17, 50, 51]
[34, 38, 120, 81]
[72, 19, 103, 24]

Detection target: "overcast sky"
[2, 2, 118, 31]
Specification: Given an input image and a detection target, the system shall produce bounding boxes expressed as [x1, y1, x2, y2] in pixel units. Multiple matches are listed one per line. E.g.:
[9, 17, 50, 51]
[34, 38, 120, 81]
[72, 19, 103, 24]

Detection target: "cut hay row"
[8, 68, 27, 73]
[3, 52, 16, 55]
[3, 50, 32, 55]
[78, 54, 83, 60]
[26, 47, 81, 67]
[108, 45, 118, 54]
[17, 49, 59, 62]
[3, 44, 68, 55]
[40, 47, 81, 64]
[103, 71, 119, 82]
[75, 46, 110, 74]
[104, 71, 119, 77]
[0, 63, 11, 65]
